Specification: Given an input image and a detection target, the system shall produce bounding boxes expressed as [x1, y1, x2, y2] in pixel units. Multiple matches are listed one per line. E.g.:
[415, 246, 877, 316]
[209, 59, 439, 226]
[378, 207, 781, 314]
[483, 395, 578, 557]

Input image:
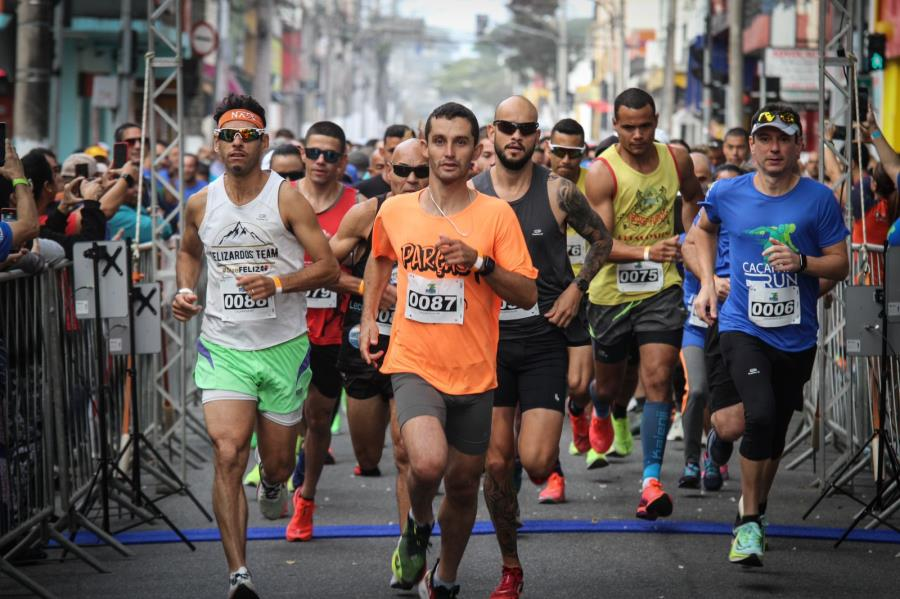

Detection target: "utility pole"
[618, 0, 627, 94]
[214, 0, 231, 104]
[13, 0, 53, 148]
[726, 0, 744, 127]
[660, 0, 677, 134]
[252, 0, 273, 111]
[116, 0, 133, 125]
[701, 0, 711, 137]
[556, 0, 568, 120]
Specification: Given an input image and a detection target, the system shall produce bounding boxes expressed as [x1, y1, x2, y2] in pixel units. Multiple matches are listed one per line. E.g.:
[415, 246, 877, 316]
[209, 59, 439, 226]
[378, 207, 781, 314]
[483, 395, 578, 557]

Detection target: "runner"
[687, 102, 849, 566]
[284, 121, 361, 543]
[472, 98, 612, 598]
[584, 87, 704, 520]
[330, 138, 429, 526]
[173, 94, 339, 599]
[356, 124, 415, 198]
[361, 102, 537, 598]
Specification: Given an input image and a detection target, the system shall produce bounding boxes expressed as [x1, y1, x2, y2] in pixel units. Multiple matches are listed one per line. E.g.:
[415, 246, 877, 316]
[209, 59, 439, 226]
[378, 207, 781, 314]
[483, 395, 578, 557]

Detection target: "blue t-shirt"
[701, 174, 848, 352]
[0, 221, 12, 262]
[681, 213, 732, 348]
[891, 174, 900, 247]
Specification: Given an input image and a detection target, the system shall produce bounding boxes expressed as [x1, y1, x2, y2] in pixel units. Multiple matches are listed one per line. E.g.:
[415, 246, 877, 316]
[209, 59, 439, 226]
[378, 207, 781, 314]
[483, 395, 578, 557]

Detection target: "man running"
[173, 94, 339, 598]
[356, 124, 415, 197]
[329, 138, 429, 525]
[285, 121, 360, 542]
[584, 88, 704, 519]
[687, 103, 848, 566]
[361, 102, 537, 599]
[472, 98, 612, 598]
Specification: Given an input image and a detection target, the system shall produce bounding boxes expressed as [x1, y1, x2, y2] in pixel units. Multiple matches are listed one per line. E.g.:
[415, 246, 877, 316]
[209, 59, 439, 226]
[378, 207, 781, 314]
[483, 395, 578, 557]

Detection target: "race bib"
[687, 294, 709, 329]
[567, 230, 586, 266]
[220, 277, 275, 322]
[499, 300, 540, 321]
[306, 287, 337, 309]
[375, 307, 395, 335]
[404, 273, 464, 325]
[747, 283, 800, 328]
[616, 261, 664, 293]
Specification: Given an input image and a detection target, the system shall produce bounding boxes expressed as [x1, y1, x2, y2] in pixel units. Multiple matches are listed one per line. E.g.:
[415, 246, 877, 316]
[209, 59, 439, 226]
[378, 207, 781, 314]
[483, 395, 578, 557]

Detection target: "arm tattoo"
[556, 177, 613, 283]
[483, 468, 519, 560]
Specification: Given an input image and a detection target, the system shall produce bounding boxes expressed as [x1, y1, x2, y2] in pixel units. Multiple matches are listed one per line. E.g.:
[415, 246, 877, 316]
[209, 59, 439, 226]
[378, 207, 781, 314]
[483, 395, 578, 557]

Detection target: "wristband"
[357, 280, 365, 295]
[268, 275, 284, 294]
[798, 253, 807, 273]
[643, 246, 651, 261]
[473, 252, 485, 272]
[12, 177, 29, 189]
[122, 173, 136, 188]
[872, 129, 882, 140]
[177, 288, 194, 296]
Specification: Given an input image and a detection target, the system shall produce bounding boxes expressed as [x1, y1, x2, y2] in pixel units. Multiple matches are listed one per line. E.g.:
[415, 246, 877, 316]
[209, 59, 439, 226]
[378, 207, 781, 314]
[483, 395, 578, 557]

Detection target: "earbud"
[214, 144, 219, 152]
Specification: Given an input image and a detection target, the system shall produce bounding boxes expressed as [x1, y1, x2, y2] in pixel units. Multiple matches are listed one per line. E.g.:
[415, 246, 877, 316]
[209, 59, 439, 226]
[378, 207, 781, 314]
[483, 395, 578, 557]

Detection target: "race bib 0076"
[616, 261, 664, 293]
[567, 230, 586, 266]
[404, 273, 464, 325]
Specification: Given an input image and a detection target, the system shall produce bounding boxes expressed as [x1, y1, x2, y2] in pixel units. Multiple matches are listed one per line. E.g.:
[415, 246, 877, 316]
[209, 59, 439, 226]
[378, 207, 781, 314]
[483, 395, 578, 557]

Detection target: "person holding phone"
[0, 140, 40, 265]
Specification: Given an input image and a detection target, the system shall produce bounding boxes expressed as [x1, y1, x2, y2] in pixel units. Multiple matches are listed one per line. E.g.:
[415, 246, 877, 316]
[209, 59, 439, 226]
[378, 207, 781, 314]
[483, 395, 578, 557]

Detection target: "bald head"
[388, 137, 429, 195]
[495, 95, 539, 123]
[492, 96, 540, 172]
[690, 151, 711, 191]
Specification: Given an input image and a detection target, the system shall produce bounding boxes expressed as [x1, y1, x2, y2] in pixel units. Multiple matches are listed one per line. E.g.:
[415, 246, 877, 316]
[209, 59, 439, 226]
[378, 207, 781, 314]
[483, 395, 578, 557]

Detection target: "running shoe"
[707, 428, 733, 466]
[290, 448, 306, 492]
[585, 448, 609, 470]
[678, 462, 701, 489]
[702, 452, 724, 491]
[611, 414, 634, 457]
[285, 489, 315, 542]
[719, 463, 730, 481]
[589, 412, 614, 455]
[256, 477, 289, 520]
[419, 559, 459, 599]
[324, 447, 336, 465]
[391, 513, 432, 590]
[489, 565, 524, 598]
[538, 472, 566, 504]
[568, 405, 591, 455]
[353, 464, 382, 477]
[667, 412, 684, 441]
[730, 521, 764, 567]
[243, 463, 261, 487]
[636, 479, 673, 520]
[228, 569, 259, 599]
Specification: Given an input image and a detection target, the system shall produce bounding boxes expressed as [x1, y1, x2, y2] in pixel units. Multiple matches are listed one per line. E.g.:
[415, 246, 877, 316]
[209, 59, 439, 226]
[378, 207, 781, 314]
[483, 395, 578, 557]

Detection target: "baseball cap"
[84, 145, 109, 161]
[61, 153, 99, 178]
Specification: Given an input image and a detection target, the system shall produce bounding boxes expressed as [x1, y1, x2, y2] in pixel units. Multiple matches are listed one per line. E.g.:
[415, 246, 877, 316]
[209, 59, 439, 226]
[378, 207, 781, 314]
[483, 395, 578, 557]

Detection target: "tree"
[434, 47, 515, 113]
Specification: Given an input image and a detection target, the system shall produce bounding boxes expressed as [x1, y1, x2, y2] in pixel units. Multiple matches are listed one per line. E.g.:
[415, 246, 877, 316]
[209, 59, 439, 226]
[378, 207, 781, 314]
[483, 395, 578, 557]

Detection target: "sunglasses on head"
[391, 163, 429, 178]
[214, 128, 265, 142]
[549, 144, 585, 159]
[755, 111, 798, 125]
[493, 120, 540, 136]
[278, 170, 304, 181]
[305, 147, 342, 163]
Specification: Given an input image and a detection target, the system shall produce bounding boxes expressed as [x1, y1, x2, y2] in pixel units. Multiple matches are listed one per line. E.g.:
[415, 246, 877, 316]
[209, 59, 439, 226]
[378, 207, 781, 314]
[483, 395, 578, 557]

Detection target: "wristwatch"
[122, 173, 136, 188]
[575, 277, 589, 292]
[798, 253, 807, 273]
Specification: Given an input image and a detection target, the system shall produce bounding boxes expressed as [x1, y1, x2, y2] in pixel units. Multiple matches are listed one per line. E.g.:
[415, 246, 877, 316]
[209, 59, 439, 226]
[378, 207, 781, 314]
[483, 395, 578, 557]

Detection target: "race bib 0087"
[404, 273, 464, 325]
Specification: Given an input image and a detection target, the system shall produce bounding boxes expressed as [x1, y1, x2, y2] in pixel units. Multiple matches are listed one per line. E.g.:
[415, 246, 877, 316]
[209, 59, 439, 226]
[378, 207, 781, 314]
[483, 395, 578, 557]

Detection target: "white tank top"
[199, 171, 307, 350]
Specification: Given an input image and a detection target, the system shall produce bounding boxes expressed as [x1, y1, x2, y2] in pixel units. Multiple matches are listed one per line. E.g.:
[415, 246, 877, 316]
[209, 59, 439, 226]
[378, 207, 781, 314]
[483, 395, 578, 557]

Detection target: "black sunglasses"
[391, 163, 429, 178]
[214, 128, 265, 142]
[549, 144, 585, 159]
[278, 170, 304, 181]
[494, 120, 540, 136]
[305, 147, 342, 163]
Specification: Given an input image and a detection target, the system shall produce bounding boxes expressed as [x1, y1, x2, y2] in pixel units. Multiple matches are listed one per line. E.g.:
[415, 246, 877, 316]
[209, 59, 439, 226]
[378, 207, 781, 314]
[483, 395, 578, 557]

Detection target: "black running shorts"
[495, 330, 568, 413]
[310, 343, 343, 399]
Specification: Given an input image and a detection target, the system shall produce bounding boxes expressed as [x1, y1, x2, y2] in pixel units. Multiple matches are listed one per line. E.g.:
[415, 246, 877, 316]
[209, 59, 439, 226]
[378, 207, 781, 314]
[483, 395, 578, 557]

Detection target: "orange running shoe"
[489, 565, 524, 599]
[538, 472, 566, 504]
[285, 489, 315, 542]
[568, 407, 591, 455]
[589, 412, 614, 455]
[636, 479, 673, 521]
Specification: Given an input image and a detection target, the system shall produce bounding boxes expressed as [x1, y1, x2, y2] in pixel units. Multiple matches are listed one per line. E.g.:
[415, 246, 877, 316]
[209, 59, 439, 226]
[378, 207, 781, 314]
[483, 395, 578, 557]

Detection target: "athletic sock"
[759, 501, 767, 516]
[740, 514, 761, 526]
[612, 403, 627, 419]
[432, 570, 455, 590]
[589, 380, 610, 419]
[229, 566, 253, 592]
[553, 459, 564, 477]
[259, 466, 279, 491]
[568, 397, 585, 417]
[409, 509, 433, 529]
[641, 401, 671, 482]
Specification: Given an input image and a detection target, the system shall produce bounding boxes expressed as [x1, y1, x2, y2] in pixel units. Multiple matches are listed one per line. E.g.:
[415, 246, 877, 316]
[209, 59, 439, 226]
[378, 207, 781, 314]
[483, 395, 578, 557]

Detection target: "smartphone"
[833, 125, 848, 140]
[1, 208, 16, 222]
[851, 86, 869, 123]
[75, 163, 89, 178]
[113, 141, 128, 169]
[0, 122, 6, 166]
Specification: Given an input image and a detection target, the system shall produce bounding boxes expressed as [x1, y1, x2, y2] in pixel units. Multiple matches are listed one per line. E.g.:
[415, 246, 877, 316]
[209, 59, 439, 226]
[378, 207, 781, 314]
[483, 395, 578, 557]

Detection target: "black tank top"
[472, 165, 574, 341]
[343, 194, 392, 344]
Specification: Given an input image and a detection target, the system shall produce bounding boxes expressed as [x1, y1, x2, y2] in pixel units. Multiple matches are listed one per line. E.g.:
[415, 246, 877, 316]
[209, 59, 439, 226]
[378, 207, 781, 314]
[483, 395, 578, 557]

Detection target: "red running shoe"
[538, 472, 566, 504]
[636, 479, 673, 521]
[489, 565, 524, 599]
[569, 407, 591, 455]
[589, 412, 614, 455]
[285, 489, 315, 542]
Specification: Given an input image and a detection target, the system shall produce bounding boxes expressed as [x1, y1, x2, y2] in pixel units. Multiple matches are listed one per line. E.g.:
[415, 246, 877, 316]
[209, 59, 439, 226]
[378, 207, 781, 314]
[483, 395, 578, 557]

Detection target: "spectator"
[0, 141, 40, 268]
[707, 138, 725, 168]
[860, 105, 900, 247]
[270, 144, 304, 183]
[722, 127, 750, 167]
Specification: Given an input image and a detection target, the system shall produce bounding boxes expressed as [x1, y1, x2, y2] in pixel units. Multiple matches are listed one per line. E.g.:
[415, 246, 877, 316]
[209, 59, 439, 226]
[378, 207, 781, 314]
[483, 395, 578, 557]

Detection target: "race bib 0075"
[616, 261, 664, 293]
[404, 273, 464, 325]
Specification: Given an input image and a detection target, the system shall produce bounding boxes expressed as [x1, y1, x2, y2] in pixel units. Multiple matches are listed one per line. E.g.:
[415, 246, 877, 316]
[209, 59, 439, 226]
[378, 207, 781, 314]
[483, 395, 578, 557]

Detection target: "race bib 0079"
[616, 261, 664, 293]
[404, 273, 464, 325]
[306, 287, 337, 309]
[220, 277, 276, 322]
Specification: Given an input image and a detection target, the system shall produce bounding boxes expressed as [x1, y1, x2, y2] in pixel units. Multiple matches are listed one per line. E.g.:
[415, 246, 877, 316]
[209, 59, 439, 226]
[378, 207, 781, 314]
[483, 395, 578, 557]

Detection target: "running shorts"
[495, 330, 567, 413]
[310, 343, 343, 399]
[336, 329, 393, 400]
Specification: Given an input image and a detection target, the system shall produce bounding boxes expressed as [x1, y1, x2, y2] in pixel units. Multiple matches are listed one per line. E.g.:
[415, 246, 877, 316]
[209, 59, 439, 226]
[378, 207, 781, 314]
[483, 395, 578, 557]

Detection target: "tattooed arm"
[544, 174, 613, 327]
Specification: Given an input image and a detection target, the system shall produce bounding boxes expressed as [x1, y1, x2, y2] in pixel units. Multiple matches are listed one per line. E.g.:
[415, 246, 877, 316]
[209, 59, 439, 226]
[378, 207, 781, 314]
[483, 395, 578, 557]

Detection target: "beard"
[495, 140, 535, 171]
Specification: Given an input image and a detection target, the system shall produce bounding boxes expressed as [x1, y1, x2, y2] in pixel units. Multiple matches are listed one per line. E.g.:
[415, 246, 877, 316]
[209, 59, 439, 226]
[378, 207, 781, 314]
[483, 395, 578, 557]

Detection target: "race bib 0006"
[747, 283, 800, 328]
[306, 287, 337, 309]
[616, 261, 664, 293]
[220, 277, 276, 322]
[404, 273, 464, 325]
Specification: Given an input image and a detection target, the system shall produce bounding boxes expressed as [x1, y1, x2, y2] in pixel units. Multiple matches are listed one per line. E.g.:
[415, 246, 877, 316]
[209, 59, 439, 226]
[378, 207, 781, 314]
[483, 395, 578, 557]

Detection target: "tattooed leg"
[484, 406, 521, 568]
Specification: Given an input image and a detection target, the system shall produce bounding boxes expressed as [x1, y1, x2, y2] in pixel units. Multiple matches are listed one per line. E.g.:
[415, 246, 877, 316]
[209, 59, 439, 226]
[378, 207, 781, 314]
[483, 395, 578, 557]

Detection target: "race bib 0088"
[220, 277, 276, 322]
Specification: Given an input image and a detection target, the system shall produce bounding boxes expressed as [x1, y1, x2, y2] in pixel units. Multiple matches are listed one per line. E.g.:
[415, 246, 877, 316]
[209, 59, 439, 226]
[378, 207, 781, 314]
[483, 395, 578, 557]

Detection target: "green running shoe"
[390, 514, 431, 590]
[243, 463, 261, 487]
[611, 415, 633, 457]
[585, 448, 609, 469]
[730, 521, 764, 567]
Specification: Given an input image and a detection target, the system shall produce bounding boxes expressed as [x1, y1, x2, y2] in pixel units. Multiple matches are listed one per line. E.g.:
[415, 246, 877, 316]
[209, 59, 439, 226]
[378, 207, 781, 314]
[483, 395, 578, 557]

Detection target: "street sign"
[763, 48, 819, 103]
[191, 21, 218, 57]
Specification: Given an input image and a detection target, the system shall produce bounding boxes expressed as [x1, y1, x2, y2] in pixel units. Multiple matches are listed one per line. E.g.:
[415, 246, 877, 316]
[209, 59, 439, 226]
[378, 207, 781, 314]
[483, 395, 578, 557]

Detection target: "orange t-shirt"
[371, 190, 538, 395]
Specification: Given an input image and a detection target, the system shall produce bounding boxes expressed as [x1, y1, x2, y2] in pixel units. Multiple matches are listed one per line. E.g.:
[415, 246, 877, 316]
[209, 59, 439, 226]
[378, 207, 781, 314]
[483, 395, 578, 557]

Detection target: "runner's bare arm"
[437, 235, 537, 309]
[671, 144, 705, 226]
[762, 238, 848, 281]
[276, 185, 341, 293]
[173, 191, 207, 321]
[360, 255, 394, 364]
[328, 199, 374, 294]
[683, 209, 720, 324]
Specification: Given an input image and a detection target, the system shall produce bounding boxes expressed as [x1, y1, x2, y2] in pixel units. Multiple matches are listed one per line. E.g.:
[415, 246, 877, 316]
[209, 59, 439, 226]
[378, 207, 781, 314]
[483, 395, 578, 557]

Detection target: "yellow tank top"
[589, 142, 682, 306]
[567, 168, 589, 275]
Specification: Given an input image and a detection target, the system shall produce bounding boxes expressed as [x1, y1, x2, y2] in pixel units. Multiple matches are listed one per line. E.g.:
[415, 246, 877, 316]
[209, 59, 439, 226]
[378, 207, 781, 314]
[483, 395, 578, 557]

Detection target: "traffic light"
[865, 33, 886, 72]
